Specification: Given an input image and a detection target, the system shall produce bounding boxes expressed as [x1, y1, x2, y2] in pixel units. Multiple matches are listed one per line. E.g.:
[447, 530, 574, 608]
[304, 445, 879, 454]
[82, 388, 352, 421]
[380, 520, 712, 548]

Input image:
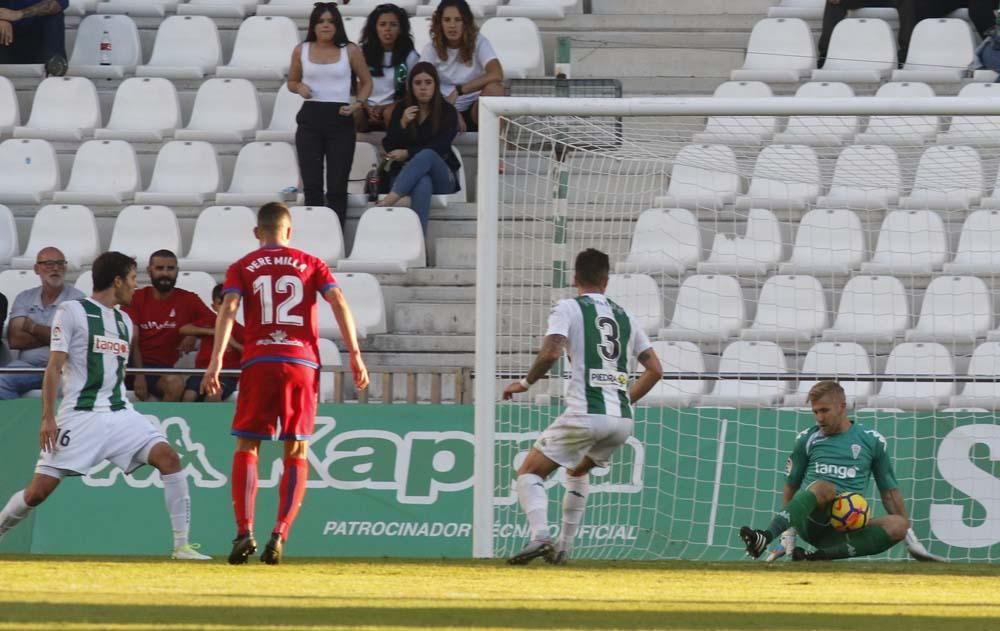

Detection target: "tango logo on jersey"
[92, 334, 129, 357]
[589, 369, 628, 391]
[814, 462, 857, 479]
[256, 330, 304, 347]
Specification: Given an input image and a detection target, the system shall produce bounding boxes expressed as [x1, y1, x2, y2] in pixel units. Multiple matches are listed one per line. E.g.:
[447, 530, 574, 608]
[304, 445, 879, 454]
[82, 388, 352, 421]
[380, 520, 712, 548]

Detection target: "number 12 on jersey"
[252, 274, 304, 326]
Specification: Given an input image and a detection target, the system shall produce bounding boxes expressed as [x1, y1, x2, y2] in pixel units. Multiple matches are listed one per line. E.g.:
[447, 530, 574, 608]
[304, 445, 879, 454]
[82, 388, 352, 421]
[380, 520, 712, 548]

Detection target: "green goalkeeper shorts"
[792, 505, 843, 548]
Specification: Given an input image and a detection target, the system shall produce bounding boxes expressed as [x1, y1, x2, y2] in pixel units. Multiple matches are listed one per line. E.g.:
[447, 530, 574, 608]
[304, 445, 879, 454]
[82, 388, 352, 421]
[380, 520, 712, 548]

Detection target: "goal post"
[473, 96, 1000, 561]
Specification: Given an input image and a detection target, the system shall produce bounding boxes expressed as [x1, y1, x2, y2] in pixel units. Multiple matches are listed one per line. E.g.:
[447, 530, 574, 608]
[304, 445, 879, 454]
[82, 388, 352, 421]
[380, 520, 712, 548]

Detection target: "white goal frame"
[472, 95, 1000, 559]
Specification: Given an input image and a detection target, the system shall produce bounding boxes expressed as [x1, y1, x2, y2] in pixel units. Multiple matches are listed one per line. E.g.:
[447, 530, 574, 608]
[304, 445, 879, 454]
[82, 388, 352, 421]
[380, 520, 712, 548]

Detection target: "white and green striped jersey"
[49, 298, 133, 416]
[546, 293, 652, 419]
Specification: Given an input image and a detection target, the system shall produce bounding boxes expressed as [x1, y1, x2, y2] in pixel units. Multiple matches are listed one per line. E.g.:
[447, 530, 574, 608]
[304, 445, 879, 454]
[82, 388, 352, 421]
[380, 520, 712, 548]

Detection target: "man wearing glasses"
[0, 247, 84, 399]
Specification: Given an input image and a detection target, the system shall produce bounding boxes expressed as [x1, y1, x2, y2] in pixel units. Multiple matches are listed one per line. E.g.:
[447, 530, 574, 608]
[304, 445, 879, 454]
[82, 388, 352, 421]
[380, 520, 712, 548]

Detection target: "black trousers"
[0, 13, 67, 64]
[294, 101, 356, 227]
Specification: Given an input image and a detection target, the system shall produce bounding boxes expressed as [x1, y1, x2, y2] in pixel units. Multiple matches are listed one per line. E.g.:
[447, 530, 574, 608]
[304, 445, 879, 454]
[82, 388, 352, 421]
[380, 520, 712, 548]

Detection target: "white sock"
[0, 490, 32, 541]
[516, 473, 549, 541]
[558, 474, 589, 553]
[161, 472, 191, 549]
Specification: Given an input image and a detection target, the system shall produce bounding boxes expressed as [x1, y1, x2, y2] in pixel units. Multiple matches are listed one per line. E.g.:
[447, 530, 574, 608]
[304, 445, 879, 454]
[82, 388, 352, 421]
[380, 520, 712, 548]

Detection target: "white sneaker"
[172, 543, 211, 560]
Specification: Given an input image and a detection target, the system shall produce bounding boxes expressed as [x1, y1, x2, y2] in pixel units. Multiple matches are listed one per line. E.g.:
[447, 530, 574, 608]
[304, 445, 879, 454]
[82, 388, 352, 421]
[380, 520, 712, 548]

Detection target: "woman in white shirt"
[356, 3, 419, 132]
[287, 2, 372, 227]
[419, 0, 504, 132]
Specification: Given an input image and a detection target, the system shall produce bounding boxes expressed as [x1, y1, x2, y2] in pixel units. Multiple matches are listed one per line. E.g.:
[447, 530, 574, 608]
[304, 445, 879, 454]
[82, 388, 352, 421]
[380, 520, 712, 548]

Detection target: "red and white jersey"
[223, 245, 337, 369]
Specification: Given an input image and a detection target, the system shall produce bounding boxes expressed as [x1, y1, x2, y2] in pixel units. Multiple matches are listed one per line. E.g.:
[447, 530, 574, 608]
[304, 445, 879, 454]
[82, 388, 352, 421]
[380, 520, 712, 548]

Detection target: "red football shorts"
[231, 362, 319, 441]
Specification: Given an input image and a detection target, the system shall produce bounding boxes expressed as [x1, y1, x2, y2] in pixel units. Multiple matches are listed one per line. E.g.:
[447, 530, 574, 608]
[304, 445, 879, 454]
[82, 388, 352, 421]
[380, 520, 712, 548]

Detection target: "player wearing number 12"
[201, 202, 369, 566]
[503, 249, 663, 565]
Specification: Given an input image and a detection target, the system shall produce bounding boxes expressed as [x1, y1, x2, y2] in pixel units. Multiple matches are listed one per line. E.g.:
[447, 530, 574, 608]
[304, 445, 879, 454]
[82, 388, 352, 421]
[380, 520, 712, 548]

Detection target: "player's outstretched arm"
[200, 292, 239, 397]
[40, 350, 67, 452]
[628, 347, 663, 405]
[502, 334, 565, 399]
[323, 287, 369, 390]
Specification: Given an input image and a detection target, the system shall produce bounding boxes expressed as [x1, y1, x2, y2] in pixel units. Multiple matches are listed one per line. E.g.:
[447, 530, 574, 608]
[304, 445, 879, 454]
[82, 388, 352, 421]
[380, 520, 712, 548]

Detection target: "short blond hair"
[807, 380, 845, 404]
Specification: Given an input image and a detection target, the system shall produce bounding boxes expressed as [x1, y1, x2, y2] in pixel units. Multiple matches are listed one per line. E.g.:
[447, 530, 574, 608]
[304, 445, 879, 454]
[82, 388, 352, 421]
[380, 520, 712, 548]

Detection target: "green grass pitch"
[0, 557, 997, 630]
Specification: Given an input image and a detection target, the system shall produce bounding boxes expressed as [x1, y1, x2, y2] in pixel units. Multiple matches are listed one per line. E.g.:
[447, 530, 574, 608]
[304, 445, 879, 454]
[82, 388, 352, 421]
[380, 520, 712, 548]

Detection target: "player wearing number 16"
[201, 202, 369, 566]
[503, 249, 663, 566]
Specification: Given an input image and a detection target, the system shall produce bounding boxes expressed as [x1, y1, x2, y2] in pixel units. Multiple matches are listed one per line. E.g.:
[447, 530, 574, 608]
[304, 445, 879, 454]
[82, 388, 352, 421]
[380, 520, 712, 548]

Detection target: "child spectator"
[182, 284, 244, 402]
[356, 3, 418, 132]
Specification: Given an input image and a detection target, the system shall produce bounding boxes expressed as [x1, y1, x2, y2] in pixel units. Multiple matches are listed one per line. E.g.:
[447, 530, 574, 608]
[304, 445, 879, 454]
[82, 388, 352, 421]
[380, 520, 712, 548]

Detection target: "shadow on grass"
[2, 602, 999, 630]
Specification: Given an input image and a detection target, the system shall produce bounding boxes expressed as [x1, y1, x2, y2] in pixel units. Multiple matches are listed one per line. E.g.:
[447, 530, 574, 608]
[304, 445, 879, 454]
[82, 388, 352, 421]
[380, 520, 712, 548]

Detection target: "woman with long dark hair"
[418, 0, 503, 132]
[287, 2, 372, 227]
[379, 61, 460, 234]
[355, 3, 418, 132]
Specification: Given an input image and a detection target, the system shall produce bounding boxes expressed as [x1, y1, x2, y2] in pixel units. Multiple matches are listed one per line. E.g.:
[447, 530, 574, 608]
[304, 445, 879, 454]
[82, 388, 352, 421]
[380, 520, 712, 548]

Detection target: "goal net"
[473, 96, 1000, 563]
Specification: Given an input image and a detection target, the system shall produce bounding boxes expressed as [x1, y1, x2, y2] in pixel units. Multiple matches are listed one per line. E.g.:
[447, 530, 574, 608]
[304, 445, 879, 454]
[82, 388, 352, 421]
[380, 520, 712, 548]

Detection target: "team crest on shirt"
[117, 321, 128, 337]
[851, 443, 861, 460]
[256, 330, 304, 348]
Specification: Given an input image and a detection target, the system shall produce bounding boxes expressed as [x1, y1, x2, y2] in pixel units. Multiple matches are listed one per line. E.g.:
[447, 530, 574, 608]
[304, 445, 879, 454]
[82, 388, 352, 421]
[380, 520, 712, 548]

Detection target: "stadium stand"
[729, 17, 815, 83]
[108, 205, 183, 265]
[136, 15, 224, 80]
[810, 17, 897, 83]
[337, 206, 427, 274]
[10, 204, 100, 271]
[94, 78, 183, 142]
[13, 77, 101, 142]
[135, 141, 222, 206]
[615, 208, 701, 275]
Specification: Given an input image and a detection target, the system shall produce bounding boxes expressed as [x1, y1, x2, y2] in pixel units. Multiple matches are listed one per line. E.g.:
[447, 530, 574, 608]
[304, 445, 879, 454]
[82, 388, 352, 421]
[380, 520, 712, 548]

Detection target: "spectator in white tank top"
[419, 0, 504, 133]
[356, 3, 419, 132]
[287, 2, 373, 227]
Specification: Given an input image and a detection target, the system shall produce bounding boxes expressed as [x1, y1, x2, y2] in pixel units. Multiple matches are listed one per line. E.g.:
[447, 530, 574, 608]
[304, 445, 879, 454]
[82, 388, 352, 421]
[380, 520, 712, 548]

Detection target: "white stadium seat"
[860, 210, 948, 275]
[739, 274, 828, 344]
[892, 18, 975, 82]
[479, 17, 545, 79]
[411, 16, 432, 53]
[52, 140, 140, 205]
[97, 0, 178, 17]
[643, 341, 707, 408]
[692, 81, 775, 145]
[699, 341, 790, 408]
[335, 0, 419, 17]
[658, 274, 744, 344]
[866, 342, 956, 410]
[256, 87, 304, 143]
[768, 0, 824, 19]
[216, 141, 301, 206]
[419, 1, 496, 17]
[784, 342, 874, 408]
[0, 139, 59, 204]
[812, 18, 897, 82]
[497, 0, 568, 20]
[855, 82, 939, 145]
[175, 271, 217, 308]
[135, 141, 222, 206]
[734, 145, 820, 211]
[321, 272, 388, 339]
[288, 206, 345, 265]
[823, 275, 909, 345]
[217, 16, 299, 80]
[815, 144, 900, 210]
[0, 77, 19, 137]
[899, 145, 983, 211]
[937, 83, 1000, 145]
[136, 16, 223, 80]
[653, 144, 742, 211]
[0, 270, 45, 328]
[68, 15, 142, 79]
[108, 205, 182, 265]
[950, 342, 1000, 409]
[772, 82, 858, 146]
[181, 206, 259, 273]
[318, 337, 343, 403]
[730, 18, 815, 83]
[75, 270, 93, 295]
[616, 208, 701, 275]
[943, 210, 1000, 274]
[13, 77, 100, 142]
[0, 204, 19, 265]
[66, 0, 99, 15]
[778, 208, 865, 276]
[605, 273, 663, 337]
[697, 208, 783, 276]
[348, 142, 381, 207]
[175, 78, 261, 143]
[10, 204, 100, 271]
[94, 77, 182, 142]
[337, 207, 426, 273]
[905, 275, 992, 345]
[178, 0, 256, 18]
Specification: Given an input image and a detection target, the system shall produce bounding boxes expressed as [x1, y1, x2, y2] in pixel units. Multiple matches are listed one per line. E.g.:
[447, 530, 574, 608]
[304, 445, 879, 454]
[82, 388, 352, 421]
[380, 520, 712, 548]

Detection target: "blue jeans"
[0, 12, 67, 64]
[0, 359, 44, 400]
[391, 149, 457, 233]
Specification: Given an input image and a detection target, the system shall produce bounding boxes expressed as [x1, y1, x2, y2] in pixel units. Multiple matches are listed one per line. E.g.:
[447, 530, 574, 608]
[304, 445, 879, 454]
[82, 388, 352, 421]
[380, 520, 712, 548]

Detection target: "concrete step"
[571, 46, 744, 79]
[591, 0, 775, 15]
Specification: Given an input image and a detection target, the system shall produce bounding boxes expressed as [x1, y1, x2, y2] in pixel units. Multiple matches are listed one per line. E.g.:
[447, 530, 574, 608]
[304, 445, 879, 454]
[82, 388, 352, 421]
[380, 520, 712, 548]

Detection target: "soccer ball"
[829, 492, 869, 532]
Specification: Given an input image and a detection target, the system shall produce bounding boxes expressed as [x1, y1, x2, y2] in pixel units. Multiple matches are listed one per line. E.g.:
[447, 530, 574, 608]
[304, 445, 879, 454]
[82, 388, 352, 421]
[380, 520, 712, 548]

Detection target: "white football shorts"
[533, 413, 633, 469]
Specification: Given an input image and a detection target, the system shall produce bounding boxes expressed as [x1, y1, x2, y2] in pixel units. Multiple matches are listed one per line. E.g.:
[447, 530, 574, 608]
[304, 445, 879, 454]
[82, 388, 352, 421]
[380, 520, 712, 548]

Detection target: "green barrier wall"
[0, 402, 997, 561]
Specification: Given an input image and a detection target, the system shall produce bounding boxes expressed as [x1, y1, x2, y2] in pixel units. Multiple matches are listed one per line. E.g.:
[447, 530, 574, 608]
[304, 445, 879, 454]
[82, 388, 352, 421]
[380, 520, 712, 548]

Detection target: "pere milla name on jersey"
[243, 255, 309, 274]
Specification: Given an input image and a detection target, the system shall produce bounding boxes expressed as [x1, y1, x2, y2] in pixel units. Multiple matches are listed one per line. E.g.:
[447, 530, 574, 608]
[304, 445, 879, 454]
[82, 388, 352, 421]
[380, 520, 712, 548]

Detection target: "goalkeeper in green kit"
[740, 380, 943, 562]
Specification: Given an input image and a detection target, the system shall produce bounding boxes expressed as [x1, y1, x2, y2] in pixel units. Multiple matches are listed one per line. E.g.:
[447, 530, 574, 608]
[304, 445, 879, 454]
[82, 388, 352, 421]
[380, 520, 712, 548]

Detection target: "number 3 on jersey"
[596, 316, 621, 361]
[252, 274, 304, 325]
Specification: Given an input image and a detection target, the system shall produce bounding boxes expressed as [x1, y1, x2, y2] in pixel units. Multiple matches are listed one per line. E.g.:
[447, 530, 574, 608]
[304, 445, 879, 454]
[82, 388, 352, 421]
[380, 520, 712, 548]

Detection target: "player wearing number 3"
[0, 252, 210, 560]
[503, 249, 663, 565]
[201, 202, 369, 565]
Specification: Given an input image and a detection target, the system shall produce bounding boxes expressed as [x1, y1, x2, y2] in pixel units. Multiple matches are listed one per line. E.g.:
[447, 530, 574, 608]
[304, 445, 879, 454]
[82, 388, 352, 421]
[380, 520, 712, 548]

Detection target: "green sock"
[815, 525, 895, 560]
[764, 490, 817, 542]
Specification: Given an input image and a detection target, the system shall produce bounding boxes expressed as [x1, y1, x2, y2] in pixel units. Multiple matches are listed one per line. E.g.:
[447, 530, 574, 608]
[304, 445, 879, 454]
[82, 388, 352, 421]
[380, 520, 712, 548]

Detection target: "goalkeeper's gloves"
[905, 528, 946, 562]
[765, 528, 797, 562]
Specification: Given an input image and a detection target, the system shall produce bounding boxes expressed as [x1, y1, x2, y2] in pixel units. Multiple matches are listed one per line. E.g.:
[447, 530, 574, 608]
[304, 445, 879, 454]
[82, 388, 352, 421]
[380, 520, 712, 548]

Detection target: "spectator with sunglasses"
[356, 3, 419, 132]
[287, 1, 373, 228]
[418, 0, 503, 133]
[0, 246, 84, 399]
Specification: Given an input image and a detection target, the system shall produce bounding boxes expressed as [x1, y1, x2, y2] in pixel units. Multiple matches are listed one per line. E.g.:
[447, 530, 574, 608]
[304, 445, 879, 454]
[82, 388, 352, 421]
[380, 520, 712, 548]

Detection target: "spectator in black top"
[356, 3, 419, 132]
[379, 61, 460, 234]
[0, 0, 68, 75]
[287, 2, 372, 228]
